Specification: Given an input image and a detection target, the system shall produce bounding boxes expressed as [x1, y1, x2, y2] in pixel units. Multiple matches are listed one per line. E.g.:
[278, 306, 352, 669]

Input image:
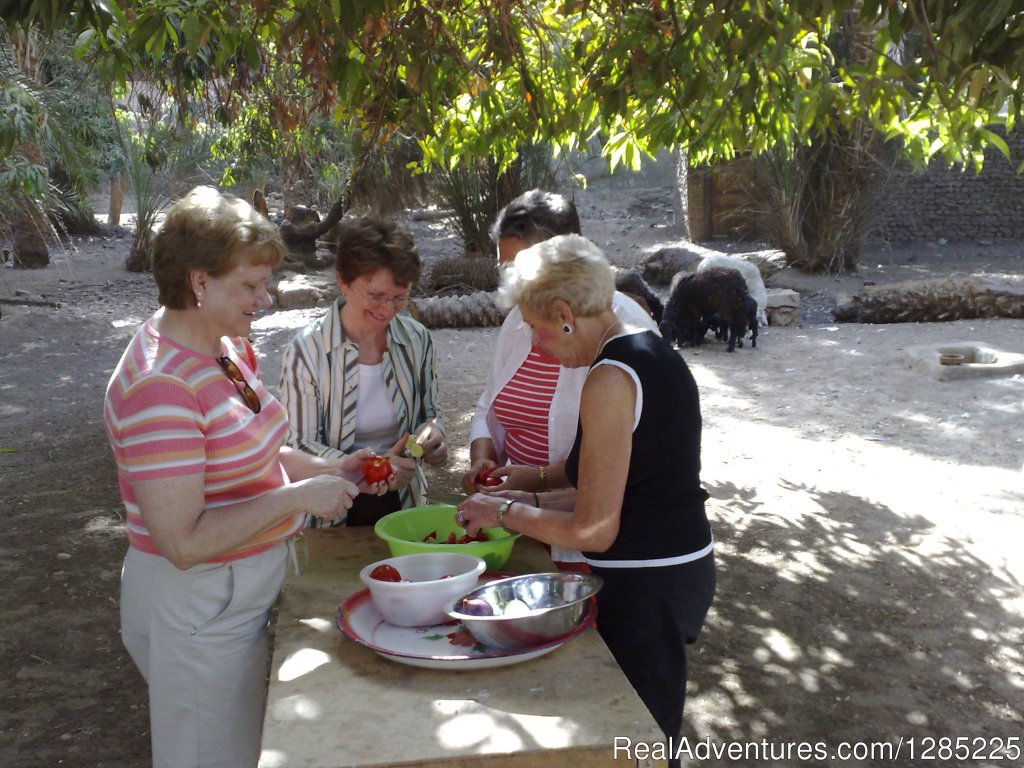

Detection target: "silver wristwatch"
[496, 500, 513, 531]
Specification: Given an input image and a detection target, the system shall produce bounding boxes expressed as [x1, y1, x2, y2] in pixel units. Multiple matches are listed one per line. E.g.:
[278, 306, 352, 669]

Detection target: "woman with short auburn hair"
[105, 185, 378, 767]
[152, 186, 287, 309]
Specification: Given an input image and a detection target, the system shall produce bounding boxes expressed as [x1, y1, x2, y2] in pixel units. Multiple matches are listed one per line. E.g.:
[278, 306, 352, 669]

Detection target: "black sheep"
[741, 295, 758, 348]
[614, 268, 664, 324]
[699, 299, 758, 348]
[699, 312, 727, 342]
[659, 267, 752, 352]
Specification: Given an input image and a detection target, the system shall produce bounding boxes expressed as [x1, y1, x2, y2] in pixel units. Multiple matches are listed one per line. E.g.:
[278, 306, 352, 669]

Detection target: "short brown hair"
[153, 186, 286, 309]
[334, 216, 422, 287]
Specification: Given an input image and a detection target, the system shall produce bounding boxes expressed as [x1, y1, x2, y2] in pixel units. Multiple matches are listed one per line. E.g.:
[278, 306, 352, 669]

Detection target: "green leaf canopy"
[9, 0, 1023, 171]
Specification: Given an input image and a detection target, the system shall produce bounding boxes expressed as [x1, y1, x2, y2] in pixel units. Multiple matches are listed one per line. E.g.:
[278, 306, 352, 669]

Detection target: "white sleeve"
[612, 291, 660, 334]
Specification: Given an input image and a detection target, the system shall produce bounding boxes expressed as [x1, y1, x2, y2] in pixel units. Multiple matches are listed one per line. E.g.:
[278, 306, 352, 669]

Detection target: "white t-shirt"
[354, 363, 399, 453]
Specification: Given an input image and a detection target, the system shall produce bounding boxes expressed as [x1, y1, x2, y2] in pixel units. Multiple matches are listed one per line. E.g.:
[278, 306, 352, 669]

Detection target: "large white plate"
[336, 579, 596, 670]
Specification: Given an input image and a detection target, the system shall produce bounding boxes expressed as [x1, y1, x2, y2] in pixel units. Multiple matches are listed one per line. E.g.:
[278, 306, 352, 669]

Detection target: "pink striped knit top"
[104, 318, 302, 563]
[491, 347, 561, 466]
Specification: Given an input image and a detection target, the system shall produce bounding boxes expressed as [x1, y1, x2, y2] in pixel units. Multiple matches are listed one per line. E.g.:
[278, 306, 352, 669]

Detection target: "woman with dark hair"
[457, 234, 715, 764]
[280, 216, 447, 526]
[105, 186, 372, 767]
[488, 188, 582, 261]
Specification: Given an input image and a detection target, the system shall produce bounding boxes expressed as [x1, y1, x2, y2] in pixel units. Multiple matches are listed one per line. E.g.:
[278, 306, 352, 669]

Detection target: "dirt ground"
[1, 184, 1022, 767]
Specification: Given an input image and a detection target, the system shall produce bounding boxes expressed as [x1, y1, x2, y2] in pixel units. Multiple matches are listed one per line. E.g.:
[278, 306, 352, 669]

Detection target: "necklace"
[596, 319, 620, 353]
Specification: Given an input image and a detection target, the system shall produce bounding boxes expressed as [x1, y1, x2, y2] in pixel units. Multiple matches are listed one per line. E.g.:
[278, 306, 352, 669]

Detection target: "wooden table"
[259, 528, 666, 767]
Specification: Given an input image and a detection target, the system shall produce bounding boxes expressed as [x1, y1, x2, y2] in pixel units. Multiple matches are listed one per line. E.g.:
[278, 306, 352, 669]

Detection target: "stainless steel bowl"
[445, 572, 603, 650]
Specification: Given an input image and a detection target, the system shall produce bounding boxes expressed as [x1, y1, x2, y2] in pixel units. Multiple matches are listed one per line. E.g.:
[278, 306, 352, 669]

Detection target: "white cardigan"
[468, 291, 659, 465]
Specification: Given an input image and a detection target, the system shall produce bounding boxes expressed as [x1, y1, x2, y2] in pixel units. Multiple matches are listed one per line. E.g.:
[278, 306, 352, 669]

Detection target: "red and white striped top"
[492, 348, 561, 466]
[104, 318, 302, 563]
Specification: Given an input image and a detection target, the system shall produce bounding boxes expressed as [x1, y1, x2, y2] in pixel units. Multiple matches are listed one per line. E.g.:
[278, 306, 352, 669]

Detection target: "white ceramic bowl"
[359, 552, 486, 627]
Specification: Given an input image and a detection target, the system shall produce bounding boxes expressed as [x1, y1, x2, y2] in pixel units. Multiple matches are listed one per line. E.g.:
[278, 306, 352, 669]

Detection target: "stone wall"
[686, 129, 1024, 244]
[871, 128, 1024, 243]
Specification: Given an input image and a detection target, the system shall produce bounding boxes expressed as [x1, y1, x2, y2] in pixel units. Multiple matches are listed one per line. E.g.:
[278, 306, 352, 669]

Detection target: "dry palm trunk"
[7, 30, 49, 268]
[12, 143, 49, 269]
[11, 200, 49, 268]
[834, 276, 1024, 323]
[409, 292, 505, 328]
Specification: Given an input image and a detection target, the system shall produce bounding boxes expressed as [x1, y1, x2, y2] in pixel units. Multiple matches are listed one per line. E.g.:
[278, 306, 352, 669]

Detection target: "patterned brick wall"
[871, 128, 1024, 242]
[686, 129, 1024, 244]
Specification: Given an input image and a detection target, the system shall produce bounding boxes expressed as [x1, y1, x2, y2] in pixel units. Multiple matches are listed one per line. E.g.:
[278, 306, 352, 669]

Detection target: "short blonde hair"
[497, 234, 614, 319]
[153, 186, 286, 309]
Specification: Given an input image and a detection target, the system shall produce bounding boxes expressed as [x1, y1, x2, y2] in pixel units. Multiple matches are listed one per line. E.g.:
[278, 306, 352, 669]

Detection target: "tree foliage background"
[2, 0, 1022, 271]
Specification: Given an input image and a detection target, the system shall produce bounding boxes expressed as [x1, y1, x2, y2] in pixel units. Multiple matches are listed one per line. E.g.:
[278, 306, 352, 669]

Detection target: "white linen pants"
[120, 544, 287, 768]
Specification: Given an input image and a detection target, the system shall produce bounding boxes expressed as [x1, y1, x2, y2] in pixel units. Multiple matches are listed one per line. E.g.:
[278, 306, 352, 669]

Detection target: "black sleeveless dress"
[566, 330, 716, 744]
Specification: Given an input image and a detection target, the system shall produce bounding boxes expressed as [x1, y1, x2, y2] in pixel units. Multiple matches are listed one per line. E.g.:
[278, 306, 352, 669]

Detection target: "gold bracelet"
[538, 464, 548, 491]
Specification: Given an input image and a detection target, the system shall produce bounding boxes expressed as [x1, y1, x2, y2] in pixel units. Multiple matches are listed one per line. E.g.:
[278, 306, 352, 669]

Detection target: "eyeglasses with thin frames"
[217, 356, 262, 413]
[352, 282, 410, 310]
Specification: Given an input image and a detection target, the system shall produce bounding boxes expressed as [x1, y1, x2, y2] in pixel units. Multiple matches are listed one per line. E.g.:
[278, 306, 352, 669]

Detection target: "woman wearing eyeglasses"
[104, 186, 379, 768]
[279, 215, 448, 526]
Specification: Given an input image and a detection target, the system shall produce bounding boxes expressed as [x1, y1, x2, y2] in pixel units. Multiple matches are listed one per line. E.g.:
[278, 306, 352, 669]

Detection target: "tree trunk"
[671, 149, 691, 240]
[11, 202, 49, 268]
[791, 123, 884, 274]
[11, 142, 49, 269]
[108, 173, 127, 227]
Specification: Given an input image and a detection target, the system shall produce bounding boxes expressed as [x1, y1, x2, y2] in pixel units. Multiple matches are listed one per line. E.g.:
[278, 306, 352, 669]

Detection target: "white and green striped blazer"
[279, 298, 444, 518]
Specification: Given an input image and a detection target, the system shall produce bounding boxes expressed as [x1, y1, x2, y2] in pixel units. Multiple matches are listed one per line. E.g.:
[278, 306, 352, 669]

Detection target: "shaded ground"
[1, 185, 1022, 766]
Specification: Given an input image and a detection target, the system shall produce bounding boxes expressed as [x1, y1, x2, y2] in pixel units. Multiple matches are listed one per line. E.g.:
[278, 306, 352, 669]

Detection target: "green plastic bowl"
[374, 504, 520, 571]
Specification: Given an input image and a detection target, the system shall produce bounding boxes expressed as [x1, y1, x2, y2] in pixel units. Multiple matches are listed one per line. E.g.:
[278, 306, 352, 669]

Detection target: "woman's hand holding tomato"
[463, 461, 515, 493]
[362, 455, 392, 483]
[476, 466, 504, 487]
[461, 459, 497, 494]
[461, 462, 544, 493]
[311, 447, 391, 497]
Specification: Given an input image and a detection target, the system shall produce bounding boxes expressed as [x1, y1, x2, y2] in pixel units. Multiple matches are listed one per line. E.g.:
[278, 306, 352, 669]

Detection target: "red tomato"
[362, 456, 392, 483]
[476, 467, 502, 487]
[422, 530, 490, 545]
[369, 564, 401, 582]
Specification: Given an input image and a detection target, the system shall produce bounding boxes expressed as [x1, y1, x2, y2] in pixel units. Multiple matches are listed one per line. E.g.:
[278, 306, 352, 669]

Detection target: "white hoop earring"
[562, 323, 573, 334]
